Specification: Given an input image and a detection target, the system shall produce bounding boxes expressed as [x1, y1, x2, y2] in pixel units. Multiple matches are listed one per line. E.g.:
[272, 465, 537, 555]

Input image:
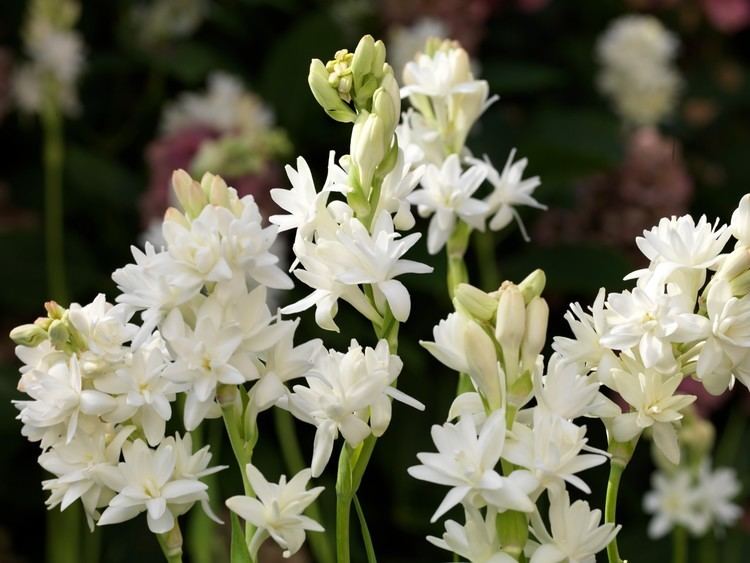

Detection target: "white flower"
[162, 72, 273, 135]
[288, 339, 423, 477]
[95, 342, 178, 446]
[697, 279, 750, 394]
[161, 295, 247, 430]
[427, 506, 516, 563]
[402, 46, 483, 99]
[112, 243, 202, 346]
[420, 312, 473, 374]
[40, 425, 134, 530]
[15, 356, 116, 444]
[609, 365, 695, 464]
[372, 148, 424, 231]
[396, 108, 445, 166]
[408, 410, 537, 522]
[643, 468, 705, 538]
[601, 286, 708, 372]
[225, 465, 324, 559]
[408, 154, 489, 254]
[98, 438, 220, 533]
[731, 194, 750, 246]
[693, 462, 741, 532]
[634, 215, 729, 286]
[503, 409, 607, 494]
[471, 150, 544, 239]
[534, 354, 619, 421]
[552, 289, 620, 386]
[529, 490, 619, 563]
[388, 18, 448, 80]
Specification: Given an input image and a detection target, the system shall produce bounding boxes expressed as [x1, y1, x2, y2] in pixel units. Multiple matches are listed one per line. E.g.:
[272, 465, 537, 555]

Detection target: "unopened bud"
[351, 111, 386, 191]
[517, 269, 546, 304]
[9, 324, 48, 346]
[308, 59, 357, 123]
[496, 510, 529, 559]
[454, 283, 497, 322]
[717, 247, 750, 281]
[521, 297, 549, 369]
[464, 321, 502, 410]
[164, 207, 190, 229]
[351, 35, 375, 88]
[172, 169, 206, 219]
[48, 319, 71, 350]
[495, 284, 525, 354]
[44, 300, 65, 320]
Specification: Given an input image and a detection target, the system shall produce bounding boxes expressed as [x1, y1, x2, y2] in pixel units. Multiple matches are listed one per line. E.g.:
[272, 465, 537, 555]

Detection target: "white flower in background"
[162, 72, 273, 135]
[534, 354, 619, 421]
[95, 342, 177, 446]
[609, 365, 695, 464]
[98, 438, 219, 533]
[697, 279, 750, 394]
[408, 410, 537, 522]
[130, 0, 206, 46]
[15, 356, 116, 444]
[408, 154, 488, 254]
[388, 18, 448, 81]
[643, 468, 705, 538]
[396, 108, 445, 166]
[40, 425, 134, 529]
[529, 490, 619, 563]
[601, 286, 708, 372]
[471, 150, 544, 240]
[428, 506, 516, 563]
[693, 462, 742, 532]
[596, 15, 681, 125]
[112, 243, 202, 346]
[288, 339, 423, 477]
[503, 409, 607, 494]
[226, 465, 324, 559]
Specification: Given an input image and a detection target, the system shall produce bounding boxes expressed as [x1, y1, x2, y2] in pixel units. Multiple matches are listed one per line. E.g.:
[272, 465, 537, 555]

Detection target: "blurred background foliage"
[1, 0, 750, 561]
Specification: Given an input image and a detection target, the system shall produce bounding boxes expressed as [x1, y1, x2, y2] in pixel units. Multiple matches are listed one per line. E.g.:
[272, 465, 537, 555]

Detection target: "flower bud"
[730, 269, 750, 297]
[716, 247, 750, 281]
[351, 35, 375, 88]
[517, 269, 546, 304]
[731, 194, 750, 246]
[9, 323, 48, 346]
[308, 59, 357, 123]
[351, 111, 386, 191]
[454, 283, 497, 322]
[372, 73, 400, 136]
[496, 510, 529, 559]
[172, 169, 206, 219]
[44, 300, 66, 320]
[521, 297, 549, 369]
[464, 321, 502, 410]
[47, 319, 71, 350]
[496, 284, 526, 383]
[164, 207, 190, 229]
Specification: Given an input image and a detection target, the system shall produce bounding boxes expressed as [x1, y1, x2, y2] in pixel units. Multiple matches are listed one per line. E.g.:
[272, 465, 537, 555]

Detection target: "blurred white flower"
[388, 18, 448, 81]
[427, 506, 516, 563]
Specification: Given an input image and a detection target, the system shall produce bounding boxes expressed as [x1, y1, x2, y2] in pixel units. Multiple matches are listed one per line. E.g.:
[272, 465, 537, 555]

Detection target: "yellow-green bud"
[308, 59, 357, 123]
[496, 511, 529, 559]
[351, 36, 375, 88]
[34, 316, 53, 331]
[9, 323, 48, 347]
[464, 321, 502, 410]
[351, 111, 386, 192]
[521, 297, 549, 369]
[326, 49, 354, 102]
[164, 207, 190, 229]
[44, 300, 65, 320]
[172, 169, 207, 219]
[517, 269, 546, 304]
[454, 283, 497, 322]
[372, 72, 401, 137]
[48, 319, 71, 350]
[495, 284, 525, 355]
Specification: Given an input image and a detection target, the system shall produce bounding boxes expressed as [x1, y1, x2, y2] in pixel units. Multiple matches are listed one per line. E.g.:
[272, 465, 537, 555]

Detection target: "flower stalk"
[42, 97, 67, 303]
[605, 438, 638, 563]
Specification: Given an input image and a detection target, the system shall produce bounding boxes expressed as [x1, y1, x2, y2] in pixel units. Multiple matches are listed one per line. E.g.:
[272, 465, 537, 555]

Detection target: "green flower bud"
[47, 319, 71, 351]
[454, 283, 497, 322]
[351, 35, 375, 90]
[351, 111, 386, 192]
[172, 169, 207, 219]
[9, 323, 48, 347]
[521, 297, 549, 370]
[44, 300, 66, 320]
[326, 49, 354, 102]
[496, 511, 529, 559]
[308, 59, 357, 123]
[517, 269, 546, 304]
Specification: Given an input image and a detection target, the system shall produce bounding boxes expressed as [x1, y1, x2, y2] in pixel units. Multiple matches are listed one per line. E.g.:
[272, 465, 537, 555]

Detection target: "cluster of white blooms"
[411, 272, 620, 561]
[13, 0, 85, 115]
[387, 18, 449, 81]
[554, 197, 750, 466]
[396, 38, 544, 253]
[644, 460, 741, 539]
[597, 15, 682, 126]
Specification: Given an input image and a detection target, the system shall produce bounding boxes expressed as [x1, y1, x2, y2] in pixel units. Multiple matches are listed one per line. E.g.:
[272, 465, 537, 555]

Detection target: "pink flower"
[702, 0, 750, 33]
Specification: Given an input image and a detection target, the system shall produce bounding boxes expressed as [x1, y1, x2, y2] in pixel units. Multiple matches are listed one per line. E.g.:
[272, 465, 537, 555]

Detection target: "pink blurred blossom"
[678, 377, 731, 417]
[143, 125, 280, 226]
[702, 0, 750, 33]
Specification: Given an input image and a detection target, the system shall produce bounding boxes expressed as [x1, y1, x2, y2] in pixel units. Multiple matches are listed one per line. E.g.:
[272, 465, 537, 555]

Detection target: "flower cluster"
[12, 0, 85, 116]
[597, 15, 682, 126]
[397, 38, 544, 253]
[412, 272, 620, 561]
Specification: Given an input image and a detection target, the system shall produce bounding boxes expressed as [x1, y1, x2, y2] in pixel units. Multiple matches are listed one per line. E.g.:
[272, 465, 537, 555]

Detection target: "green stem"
[274, 408, 335, 563]
[156, 527, 184, 563]
[353, 494, 377, 563]
[473, 230, 500, 290]
[187, 421, 223, 563]
[41, 98, 67, 303]
[605, 438, 638, 563]
[46, 507, 80, 563]
[336, 445, 354, 563]
[672, 526, 688, 563]
[446, 221, 472, 299]
[81, 527, 101, 563]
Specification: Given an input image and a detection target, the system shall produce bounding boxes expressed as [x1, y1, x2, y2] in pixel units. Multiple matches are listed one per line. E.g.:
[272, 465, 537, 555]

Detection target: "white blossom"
[427, 506, 515, 563]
